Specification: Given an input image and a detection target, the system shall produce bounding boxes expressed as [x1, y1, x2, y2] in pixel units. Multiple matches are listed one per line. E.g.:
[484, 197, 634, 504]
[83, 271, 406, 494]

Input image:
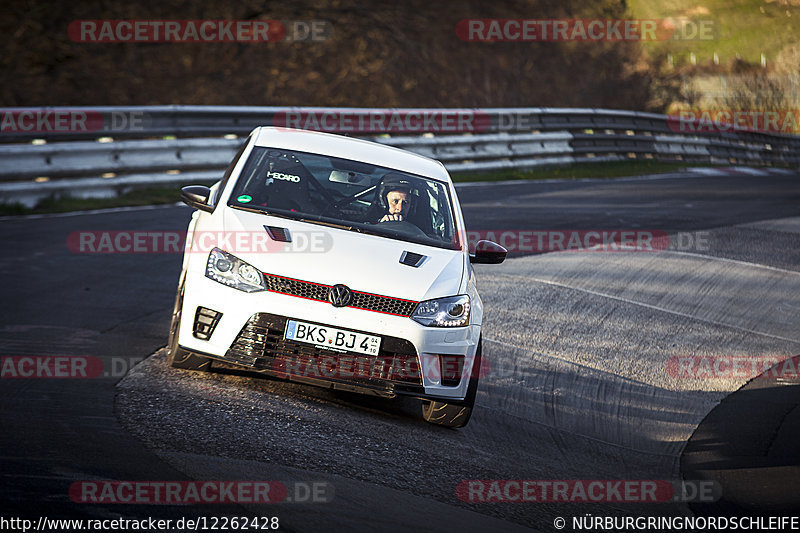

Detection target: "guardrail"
[1, 106, 798, 207]
[0, 106, 675, 141]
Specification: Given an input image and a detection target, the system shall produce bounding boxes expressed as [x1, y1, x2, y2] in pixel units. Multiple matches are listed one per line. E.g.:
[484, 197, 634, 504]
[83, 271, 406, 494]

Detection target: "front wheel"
[166, 275, 212, 371]
[421, 338, 482, 428]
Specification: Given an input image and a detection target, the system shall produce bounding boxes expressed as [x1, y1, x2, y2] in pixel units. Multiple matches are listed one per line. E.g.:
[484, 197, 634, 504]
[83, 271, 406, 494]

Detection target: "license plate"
[285, 320, 381, 356]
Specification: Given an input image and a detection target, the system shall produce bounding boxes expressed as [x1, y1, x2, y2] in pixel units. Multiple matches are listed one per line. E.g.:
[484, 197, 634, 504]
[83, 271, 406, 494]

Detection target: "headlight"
[205, 248, 265, 293]
[411, 295, 470, 327]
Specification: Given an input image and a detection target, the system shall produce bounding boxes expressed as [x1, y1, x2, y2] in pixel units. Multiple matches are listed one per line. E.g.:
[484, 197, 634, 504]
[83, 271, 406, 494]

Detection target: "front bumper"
[178, 272, 480, 401]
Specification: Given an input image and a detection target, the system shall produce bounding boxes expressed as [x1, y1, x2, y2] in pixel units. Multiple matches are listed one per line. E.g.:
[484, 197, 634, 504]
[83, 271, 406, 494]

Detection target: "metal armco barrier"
[0, 106, 671, 141]
[0, 137, 242, 180]
[1, 106, 798, 206]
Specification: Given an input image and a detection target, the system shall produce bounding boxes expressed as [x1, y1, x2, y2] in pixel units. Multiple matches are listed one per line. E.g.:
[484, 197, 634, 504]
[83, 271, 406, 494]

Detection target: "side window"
[432, 185, 452, 240]
[211, 136, 250, 209]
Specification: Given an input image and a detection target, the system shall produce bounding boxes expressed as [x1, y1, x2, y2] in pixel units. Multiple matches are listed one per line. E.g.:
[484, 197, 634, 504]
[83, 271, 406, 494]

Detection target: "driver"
[381, 188, 410, 222]
[374, 173, 415, 223]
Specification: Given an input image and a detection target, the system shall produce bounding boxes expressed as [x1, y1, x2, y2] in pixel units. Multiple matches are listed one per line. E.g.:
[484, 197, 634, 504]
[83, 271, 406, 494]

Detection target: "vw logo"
[328, 284, 352, 307]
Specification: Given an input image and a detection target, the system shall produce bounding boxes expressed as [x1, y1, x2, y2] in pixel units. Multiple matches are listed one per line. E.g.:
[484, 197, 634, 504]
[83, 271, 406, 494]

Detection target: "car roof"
[252, 127, 451, 182]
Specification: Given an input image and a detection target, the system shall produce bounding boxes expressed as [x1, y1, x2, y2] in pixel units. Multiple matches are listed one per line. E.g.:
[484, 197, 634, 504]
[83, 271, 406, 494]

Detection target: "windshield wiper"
[231, 205, 296, 220]
[296, 217, 396, 238]
[297, 217, 362, 233]
[231, 205, 393, 239]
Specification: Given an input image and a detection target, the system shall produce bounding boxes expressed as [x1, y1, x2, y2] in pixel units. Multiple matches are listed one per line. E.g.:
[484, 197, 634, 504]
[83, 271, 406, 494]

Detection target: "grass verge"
[0, 184, 208, 216]
[449, 160, 710, 182]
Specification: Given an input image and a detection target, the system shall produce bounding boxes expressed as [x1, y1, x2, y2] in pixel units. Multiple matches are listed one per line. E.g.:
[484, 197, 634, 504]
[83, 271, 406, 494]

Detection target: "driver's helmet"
[376, 172, 418, 215]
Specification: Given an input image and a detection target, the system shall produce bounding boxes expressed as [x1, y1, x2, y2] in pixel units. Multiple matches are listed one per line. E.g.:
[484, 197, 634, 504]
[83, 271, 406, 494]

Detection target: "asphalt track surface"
[1, 168, 799, 531]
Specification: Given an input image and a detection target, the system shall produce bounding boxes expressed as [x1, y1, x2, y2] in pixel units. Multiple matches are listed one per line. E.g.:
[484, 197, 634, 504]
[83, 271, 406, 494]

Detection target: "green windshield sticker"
[237, 195, 252, 203]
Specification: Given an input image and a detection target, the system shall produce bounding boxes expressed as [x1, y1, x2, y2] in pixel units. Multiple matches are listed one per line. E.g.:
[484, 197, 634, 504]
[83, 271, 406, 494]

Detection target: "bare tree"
[721, 72, 789, 112]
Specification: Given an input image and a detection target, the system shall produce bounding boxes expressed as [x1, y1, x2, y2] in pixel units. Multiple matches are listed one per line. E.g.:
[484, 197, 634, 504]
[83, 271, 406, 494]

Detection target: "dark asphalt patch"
[681, 355, 800, 514]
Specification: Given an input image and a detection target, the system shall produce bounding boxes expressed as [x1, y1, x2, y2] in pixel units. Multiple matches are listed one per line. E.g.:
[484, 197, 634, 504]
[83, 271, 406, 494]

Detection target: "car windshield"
[227, 146, 459, 250]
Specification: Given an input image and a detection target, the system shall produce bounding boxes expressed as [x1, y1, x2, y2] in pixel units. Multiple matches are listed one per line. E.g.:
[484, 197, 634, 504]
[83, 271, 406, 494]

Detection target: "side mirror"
[180, 185, 214, 213]
[470, 240, 507, 264]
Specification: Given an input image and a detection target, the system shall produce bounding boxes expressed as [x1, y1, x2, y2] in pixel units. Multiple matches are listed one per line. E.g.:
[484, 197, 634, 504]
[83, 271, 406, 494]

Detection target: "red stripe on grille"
[261, 272, 418, 316]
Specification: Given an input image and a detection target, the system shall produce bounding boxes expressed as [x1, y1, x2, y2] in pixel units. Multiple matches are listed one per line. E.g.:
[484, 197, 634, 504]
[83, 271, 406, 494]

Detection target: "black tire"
[166, 275, 212, 371]
[421, 338, 482, 428]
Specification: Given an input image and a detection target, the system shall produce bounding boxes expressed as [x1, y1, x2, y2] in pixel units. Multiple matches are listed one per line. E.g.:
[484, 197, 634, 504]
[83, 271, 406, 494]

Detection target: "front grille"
[262, 274, 328, 300]
[224, 313, 423, 390]
[261, 273, 418, 317]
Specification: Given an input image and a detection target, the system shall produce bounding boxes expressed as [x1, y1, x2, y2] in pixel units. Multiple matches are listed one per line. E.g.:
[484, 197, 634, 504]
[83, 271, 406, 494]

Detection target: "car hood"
[222, 209, 465, 303]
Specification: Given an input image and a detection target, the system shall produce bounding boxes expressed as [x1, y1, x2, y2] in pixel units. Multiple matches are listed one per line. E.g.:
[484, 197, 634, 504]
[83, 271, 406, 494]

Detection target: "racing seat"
[404, 188, 435, 236]
[252, 158, 319, 214]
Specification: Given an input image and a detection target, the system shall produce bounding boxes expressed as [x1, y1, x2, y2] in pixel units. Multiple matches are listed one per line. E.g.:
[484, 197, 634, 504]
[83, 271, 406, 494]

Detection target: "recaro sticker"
[266, 171, 301, 183]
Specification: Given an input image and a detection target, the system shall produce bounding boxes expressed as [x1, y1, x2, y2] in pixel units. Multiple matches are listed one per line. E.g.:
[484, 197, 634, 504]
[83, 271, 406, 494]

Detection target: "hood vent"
[264, 226, 291, 242]
[399, 251, 426, 268]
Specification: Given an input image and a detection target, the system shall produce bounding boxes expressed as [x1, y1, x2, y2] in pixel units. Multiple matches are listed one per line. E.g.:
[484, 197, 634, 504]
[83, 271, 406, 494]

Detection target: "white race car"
[167, 127, 506, 428]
